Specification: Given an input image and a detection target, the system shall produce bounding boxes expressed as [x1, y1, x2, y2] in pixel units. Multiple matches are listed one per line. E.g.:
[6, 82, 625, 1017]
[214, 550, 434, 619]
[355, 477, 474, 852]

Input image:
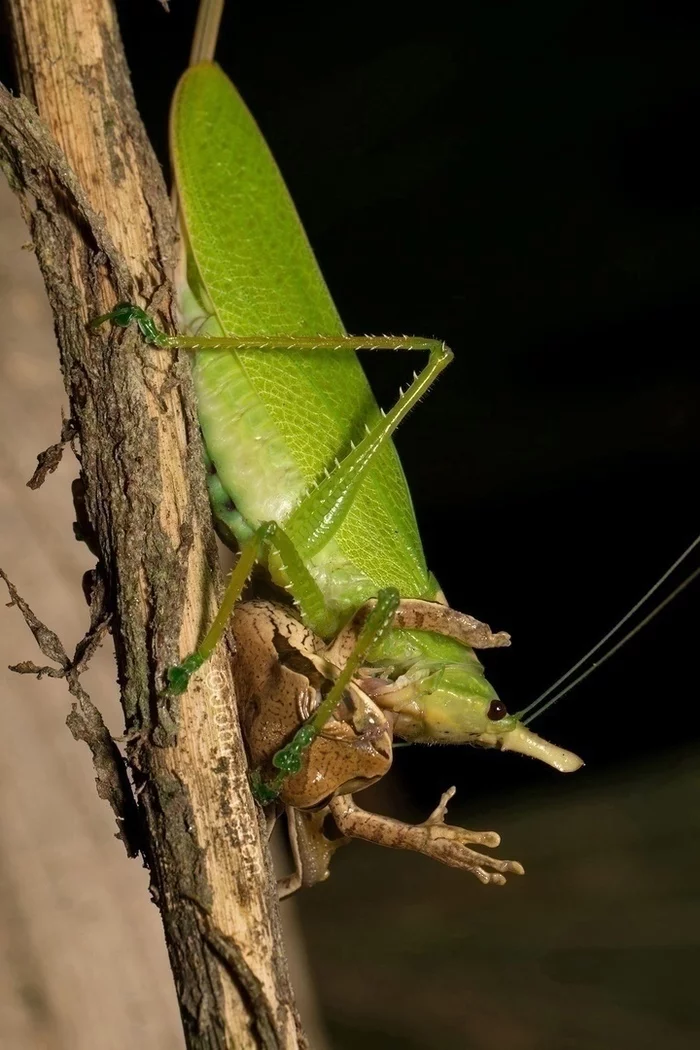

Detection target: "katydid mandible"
[94, 61, 583, 884]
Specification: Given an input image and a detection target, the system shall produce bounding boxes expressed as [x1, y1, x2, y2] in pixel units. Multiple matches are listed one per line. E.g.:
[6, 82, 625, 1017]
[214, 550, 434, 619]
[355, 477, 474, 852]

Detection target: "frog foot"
[328, 786, 524, 886]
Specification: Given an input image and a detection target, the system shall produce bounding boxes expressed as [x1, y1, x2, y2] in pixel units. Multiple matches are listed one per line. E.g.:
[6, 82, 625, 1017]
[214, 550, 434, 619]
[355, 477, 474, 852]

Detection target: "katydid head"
[365, 659, 582, 773]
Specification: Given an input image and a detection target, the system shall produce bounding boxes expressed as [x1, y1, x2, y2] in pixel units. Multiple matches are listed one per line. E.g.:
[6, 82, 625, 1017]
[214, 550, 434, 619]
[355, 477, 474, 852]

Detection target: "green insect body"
[98, 60, 582, 795]
[169, 63, 582, 775]
[172, 66, 434, 616]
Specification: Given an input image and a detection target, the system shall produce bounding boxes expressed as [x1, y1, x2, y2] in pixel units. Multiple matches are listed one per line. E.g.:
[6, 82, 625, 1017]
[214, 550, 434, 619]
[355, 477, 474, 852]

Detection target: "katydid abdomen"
[172, 63, 434, 625]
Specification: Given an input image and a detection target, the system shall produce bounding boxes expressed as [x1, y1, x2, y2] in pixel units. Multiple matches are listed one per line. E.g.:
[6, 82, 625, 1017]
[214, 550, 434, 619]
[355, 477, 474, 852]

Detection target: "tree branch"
[0, 1, 305, 1046]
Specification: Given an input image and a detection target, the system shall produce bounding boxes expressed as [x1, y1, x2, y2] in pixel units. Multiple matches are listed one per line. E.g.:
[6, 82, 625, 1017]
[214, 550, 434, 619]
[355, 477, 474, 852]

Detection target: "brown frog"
[232, 598, 579, 893]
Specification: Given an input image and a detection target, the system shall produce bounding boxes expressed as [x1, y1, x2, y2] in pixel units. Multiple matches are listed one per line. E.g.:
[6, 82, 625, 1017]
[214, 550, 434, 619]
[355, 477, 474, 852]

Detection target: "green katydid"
[96, 60, 580, 760]
[93, 35, 699, 886]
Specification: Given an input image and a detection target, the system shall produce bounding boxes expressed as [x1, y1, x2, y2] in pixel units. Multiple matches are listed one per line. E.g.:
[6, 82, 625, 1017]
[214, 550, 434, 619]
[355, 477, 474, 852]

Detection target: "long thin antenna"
[171, 1, 226, 212]
[190, 0, 225, 65]
[516, 530, 700, 722]
[522, 564, 700, 725]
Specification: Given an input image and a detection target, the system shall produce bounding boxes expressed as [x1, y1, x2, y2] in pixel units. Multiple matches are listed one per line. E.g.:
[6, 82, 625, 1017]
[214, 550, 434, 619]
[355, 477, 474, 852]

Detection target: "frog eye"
[487, 699, 508, 721]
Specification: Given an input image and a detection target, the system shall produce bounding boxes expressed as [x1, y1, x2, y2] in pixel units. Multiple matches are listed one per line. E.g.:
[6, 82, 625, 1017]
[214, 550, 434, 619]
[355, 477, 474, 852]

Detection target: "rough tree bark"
[0, 1, 305, 1047]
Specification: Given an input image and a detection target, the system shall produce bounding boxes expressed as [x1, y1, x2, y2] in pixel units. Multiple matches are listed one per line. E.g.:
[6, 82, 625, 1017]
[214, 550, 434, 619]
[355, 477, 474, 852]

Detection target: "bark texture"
[0, 2, 304, 1047]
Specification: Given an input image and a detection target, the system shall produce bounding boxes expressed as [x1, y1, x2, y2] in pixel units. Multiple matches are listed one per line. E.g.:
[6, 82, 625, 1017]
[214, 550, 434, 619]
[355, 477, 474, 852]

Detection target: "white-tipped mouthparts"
[497, 724, 583, 772]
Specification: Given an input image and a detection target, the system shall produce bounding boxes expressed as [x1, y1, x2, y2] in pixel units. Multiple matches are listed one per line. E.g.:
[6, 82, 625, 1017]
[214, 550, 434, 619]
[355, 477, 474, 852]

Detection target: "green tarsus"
[90, 303, 169, 346]
[166, 653, 205, 695]
[252, 586, 400, 803]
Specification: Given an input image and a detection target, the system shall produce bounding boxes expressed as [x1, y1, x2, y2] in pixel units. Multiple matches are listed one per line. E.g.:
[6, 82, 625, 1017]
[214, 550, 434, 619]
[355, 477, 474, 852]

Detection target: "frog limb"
[327, 598, 510, 667]
[278, 807, 349, 899]
[328, 787, 524, 886]
[277, 813, 303, 899]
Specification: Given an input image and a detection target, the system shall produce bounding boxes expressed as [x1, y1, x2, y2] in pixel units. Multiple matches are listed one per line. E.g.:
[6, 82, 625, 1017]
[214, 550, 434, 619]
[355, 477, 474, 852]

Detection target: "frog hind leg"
[277, 806, 349, 899]
[328, 787, 524, 886]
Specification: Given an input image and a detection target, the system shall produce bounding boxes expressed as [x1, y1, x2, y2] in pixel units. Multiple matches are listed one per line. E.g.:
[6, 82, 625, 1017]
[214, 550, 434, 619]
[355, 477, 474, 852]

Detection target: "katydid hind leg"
[282, 336, 452, 559]
[92, 303, 452, 573]
[92, 306, 453, 673]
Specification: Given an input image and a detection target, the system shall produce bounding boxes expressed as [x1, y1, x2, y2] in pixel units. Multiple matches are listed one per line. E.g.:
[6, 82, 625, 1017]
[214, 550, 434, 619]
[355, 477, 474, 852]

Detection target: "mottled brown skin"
[328, 789, 521, 886]
[326, 597, 512, 668]
[278, 808, 349, 898]
[232, 600, 392, 810]
[232, 598, 525, 892]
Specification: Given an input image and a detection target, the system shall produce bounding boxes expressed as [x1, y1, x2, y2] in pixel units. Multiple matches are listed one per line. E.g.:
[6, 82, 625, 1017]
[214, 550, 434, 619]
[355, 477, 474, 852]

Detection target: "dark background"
[3, 2, 699, 1047]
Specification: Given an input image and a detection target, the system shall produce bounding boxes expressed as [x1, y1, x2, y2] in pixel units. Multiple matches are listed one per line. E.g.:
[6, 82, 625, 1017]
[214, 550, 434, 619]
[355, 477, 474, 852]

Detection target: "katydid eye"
[487, 699, 508, 721]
